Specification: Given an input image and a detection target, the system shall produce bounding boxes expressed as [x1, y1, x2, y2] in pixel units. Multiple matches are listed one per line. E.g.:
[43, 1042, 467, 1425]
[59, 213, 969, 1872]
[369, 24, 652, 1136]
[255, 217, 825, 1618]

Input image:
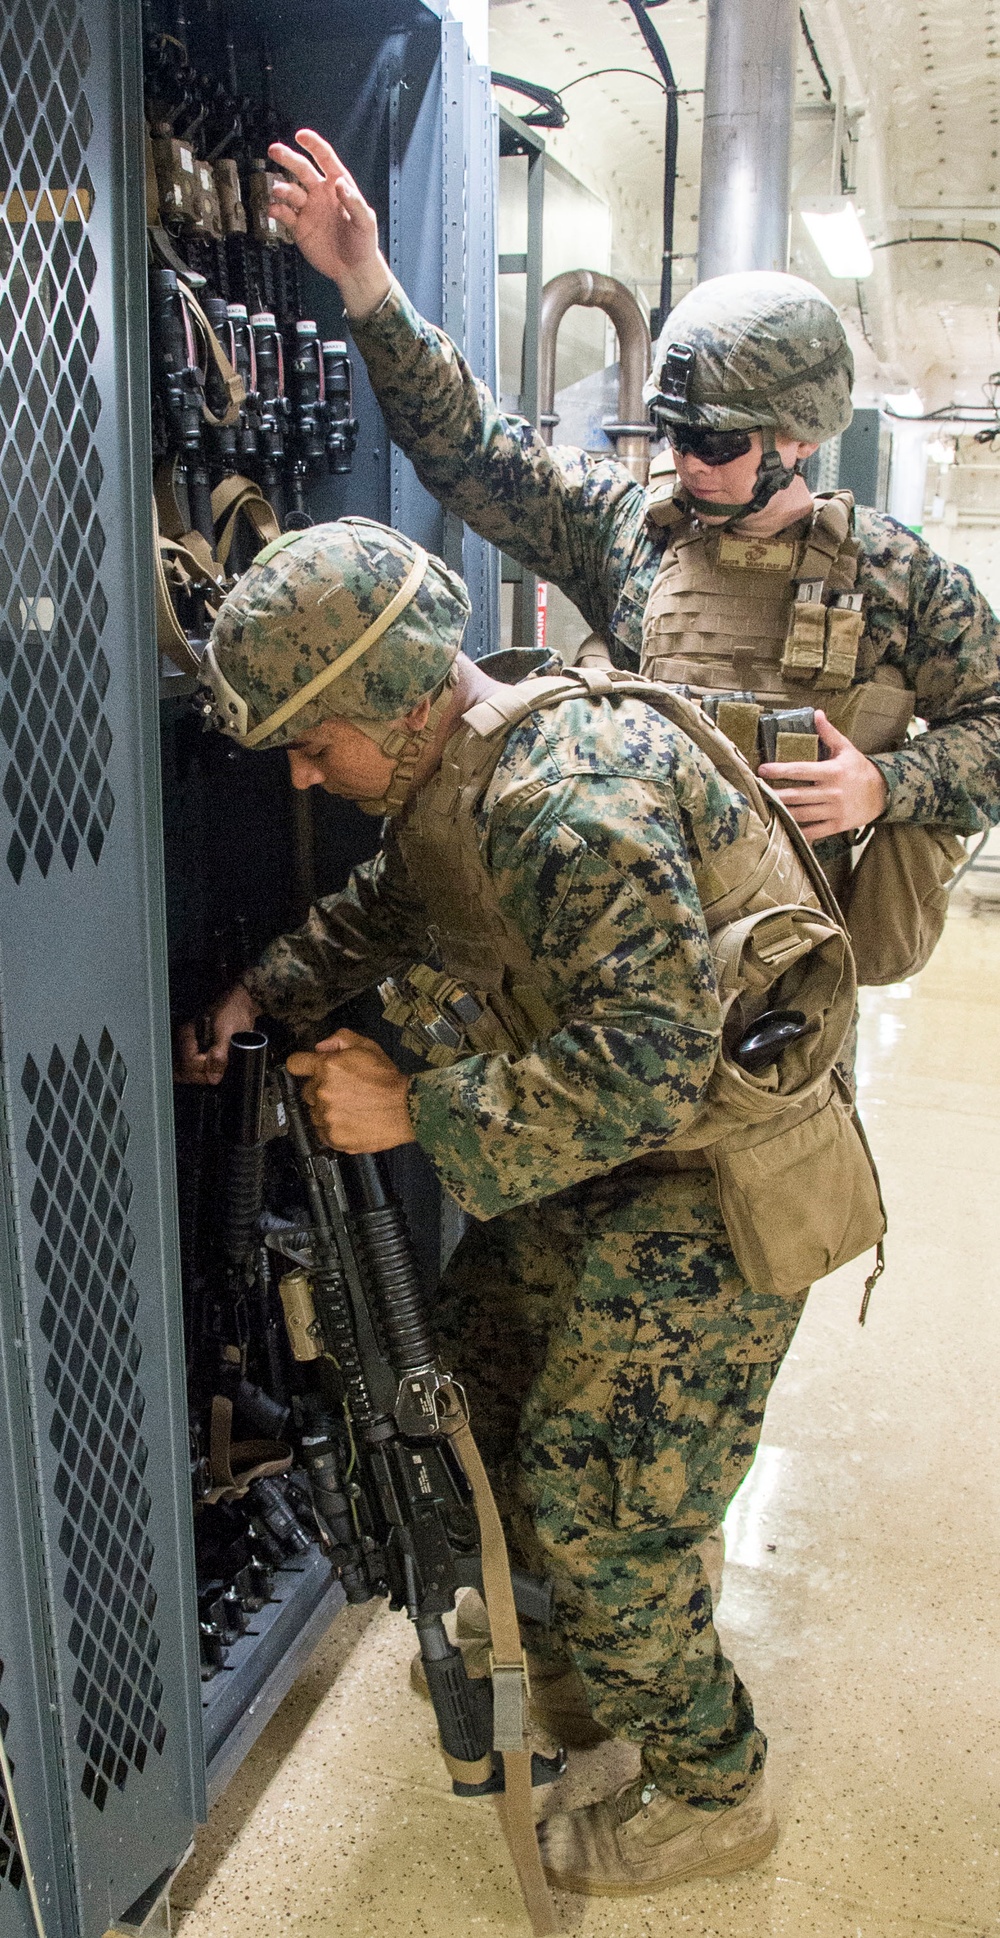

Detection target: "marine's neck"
[695, 473, 816, 538]
[407, 654, 509, 796]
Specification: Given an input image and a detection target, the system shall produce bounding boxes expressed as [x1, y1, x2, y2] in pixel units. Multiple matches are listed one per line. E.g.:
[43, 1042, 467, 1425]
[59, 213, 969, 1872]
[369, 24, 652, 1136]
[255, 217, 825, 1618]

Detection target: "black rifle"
[271, 1066, 561, 1797]
[250, 309, 288, 528]
[285, 318, 326, 525]
[149, 264, 216, 548]
[321, 339, 360, 476]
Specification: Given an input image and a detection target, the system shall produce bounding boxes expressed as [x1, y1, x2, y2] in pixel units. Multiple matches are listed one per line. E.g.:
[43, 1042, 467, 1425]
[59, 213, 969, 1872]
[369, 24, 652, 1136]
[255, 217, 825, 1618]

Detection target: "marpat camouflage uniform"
[245, 678, 807, 1802]
[349, 282, 1000, 835]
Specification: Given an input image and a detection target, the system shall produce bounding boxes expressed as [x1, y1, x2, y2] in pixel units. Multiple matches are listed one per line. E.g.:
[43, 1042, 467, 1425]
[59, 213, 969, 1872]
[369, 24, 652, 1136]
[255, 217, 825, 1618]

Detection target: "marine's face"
[285, 692, 433, 799]
[286, 716, 398, 799]
[669, 428, 815, 517]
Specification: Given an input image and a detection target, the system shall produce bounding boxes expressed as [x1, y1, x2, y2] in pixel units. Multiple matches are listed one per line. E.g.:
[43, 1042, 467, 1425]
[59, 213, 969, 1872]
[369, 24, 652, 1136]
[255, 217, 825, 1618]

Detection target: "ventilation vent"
[0, 1668, 24, 1892]
[21, 1034, 166, 1814]
[0, 0, 112, 886]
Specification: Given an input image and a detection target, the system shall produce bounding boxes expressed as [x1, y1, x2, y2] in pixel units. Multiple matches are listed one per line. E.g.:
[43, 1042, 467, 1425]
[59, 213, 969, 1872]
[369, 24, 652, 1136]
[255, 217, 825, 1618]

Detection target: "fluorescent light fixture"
[800, 197, 874, 279]
[884, 388, 925, 418]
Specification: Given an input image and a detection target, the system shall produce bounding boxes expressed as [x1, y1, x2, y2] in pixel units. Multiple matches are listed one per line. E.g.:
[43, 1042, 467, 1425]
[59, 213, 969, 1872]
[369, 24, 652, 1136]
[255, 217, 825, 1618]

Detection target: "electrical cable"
[798, 8, 833, 102]
[555, 66, 701, 100]
[0, 1728, 49, 1938]
[620, 0, 679, 328]
[871, 236, 1000, 437]
[489, 71, 568, 129]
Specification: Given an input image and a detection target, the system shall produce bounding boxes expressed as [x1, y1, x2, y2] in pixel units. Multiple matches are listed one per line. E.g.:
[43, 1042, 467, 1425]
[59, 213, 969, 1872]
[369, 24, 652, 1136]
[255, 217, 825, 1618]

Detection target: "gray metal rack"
[0, 3, 498, 1933]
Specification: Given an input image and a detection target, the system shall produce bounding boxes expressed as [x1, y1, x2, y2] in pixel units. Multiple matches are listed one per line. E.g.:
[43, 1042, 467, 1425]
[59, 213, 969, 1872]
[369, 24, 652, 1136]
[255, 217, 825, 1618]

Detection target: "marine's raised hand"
[267, 129, 392, 317]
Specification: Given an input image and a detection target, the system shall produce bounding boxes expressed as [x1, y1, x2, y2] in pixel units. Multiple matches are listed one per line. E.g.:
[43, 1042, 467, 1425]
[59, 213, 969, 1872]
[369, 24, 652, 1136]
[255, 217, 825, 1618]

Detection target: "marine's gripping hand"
[287, 1029, 416, 1153]
[266, 130, 392, 320]
[759, 708, 889, 841]
[174, 982, 261, 1085]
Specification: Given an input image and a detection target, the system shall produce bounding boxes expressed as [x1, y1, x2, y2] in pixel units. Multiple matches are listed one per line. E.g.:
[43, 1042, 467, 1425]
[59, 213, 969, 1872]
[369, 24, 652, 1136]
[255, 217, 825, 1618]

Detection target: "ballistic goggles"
[665, 425, 755, 467]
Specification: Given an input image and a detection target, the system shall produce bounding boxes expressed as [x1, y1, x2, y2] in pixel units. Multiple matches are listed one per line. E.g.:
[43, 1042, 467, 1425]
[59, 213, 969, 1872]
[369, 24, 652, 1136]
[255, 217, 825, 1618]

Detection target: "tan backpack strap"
[155, 530, 203, 675]
[783, 493, 864, 686]
[436, 1384, 560, 1937]
[211, 474, 281, 568]
[797, 491, 851, 582]
[154, 485, 227, 674]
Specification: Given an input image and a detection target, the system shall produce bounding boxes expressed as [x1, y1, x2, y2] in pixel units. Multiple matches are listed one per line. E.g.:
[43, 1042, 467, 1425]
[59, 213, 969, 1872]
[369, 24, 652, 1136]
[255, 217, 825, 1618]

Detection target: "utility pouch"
[708, 1081, 885, 1298]
[824, 676, 916, 756]
[667, 893, 887, 1293]
[840, 821, 967, 985]
[150, 134, 199, 228]
[193, 158, 223, 240]
[782, 579, 827, 678]
[816, 595, 865, 692]
[758, 707, 820, 765]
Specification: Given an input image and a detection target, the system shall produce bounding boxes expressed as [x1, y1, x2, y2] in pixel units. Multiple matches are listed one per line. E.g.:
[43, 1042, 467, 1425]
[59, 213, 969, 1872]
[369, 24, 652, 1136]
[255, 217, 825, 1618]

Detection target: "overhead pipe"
[538, 271, 653, 483]
[697, 0, 798, 281]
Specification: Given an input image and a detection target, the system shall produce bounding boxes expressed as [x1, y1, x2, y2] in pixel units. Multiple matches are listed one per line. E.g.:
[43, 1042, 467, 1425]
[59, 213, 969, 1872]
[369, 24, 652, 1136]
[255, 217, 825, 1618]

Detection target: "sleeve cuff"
[348, 277, 415, 346]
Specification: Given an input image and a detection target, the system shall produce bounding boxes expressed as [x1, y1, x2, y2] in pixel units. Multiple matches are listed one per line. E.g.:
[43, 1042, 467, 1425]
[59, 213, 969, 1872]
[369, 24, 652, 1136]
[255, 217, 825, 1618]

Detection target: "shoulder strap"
[798, 489, 858, 586]
[458, 664, 842, 929]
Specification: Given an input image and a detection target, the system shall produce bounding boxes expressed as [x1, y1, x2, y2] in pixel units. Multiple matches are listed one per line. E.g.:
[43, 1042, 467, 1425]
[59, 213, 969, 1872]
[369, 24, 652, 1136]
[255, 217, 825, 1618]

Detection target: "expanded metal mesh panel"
[0, 0, 112, 888]
[21, 1034, 166, 1817]
[0, 1672, 25, 1895]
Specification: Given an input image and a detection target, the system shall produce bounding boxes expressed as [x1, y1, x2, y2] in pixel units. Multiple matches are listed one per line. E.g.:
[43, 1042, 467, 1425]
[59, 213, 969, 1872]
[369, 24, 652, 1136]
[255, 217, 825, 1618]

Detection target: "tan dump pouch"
[707, 1082, 886, 1299]
[840, 822, 967, 986]
[666, 897, 886, 1293]
[670, 901, 857, 1154]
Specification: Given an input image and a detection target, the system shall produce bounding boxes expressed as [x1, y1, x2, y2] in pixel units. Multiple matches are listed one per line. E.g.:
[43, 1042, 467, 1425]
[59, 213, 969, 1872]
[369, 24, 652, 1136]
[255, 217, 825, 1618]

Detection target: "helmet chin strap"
[678, 427, 799, 526]
[353, 669, 459, 818]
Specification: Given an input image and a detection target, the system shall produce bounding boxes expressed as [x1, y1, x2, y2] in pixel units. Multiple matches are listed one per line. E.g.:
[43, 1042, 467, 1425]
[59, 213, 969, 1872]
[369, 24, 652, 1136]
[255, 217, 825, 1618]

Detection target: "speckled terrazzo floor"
[166, 906, 1000, 1938]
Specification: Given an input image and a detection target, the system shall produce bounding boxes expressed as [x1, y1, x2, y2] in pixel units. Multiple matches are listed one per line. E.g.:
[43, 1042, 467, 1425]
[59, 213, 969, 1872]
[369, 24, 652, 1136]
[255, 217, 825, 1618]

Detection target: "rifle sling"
[437, 1383, 560, 1937]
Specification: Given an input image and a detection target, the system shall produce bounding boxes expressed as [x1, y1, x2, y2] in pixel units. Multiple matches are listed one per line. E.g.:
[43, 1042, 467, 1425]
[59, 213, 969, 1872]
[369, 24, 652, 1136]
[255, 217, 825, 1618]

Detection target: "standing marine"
[262, 128, 1000, 984]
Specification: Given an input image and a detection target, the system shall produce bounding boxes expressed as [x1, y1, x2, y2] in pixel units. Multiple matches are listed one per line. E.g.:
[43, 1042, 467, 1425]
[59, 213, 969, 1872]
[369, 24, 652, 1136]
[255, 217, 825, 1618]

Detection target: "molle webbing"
[642, 491, 866, 702]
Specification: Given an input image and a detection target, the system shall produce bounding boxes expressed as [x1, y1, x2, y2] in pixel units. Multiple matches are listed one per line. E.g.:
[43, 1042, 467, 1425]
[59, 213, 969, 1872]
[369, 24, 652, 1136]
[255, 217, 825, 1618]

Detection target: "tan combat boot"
[409, 1591, 610, 1749]
[538, 1770, 778, 1896]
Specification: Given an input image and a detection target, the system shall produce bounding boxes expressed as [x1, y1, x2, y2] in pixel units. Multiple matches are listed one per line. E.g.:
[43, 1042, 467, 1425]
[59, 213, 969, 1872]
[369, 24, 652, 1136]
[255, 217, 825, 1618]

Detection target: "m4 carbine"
[266, 1060, 561, 1802]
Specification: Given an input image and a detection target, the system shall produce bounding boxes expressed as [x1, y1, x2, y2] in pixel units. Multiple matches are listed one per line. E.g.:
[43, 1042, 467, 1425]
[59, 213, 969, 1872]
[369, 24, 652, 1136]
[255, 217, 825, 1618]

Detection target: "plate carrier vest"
[640, 466, 916, 769]
[382, 664, 885, 1301]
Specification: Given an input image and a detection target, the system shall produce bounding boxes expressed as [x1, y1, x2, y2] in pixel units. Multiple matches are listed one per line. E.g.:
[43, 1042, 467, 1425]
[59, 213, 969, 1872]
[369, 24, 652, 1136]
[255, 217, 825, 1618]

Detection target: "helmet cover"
[645, 271, 854, 446]
[204, 517, 470, 752]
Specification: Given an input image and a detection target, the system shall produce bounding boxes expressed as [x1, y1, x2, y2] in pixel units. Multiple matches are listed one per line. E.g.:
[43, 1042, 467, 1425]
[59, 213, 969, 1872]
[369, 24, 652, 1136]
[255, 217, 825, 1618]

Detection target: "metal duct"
[538, 271, 653, 483]
[697, 0, 798, 282]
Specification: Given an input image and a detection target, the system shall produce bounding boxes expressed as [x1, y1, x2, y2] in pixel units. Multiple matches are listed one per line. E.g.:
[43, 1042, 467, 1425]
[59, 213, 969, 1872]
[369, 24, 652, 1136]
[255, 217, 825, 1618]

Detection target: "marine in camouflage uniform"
[198, 517, 824, 1877]
[342, 276, 1000, 846]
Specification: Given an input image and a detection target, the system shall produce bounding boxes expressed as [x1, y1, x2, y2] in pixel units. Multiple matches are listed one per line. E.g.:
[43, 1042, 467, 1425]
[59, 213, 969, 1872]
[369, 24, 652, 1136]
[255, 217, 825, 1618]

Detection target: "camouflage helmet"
[644, 271, 854, 445]
[200, 517, 470, 753]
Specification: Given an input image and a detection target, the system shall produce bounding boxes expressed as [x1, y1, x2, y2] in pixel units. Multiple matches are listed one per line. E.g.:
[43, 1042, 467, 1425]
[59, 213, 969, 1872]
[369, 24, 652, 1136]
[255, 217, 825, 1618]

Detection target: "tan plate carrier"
[388, 663, 886, 1306]
[636, 472, 966, 983]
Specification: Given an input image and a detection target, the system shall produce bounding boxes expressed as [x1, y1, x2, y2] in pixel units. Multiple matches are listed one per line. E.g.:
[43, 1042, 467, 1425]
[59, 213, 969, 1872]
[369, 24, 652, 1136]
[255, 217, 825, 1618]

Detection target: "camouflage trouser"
[434, 1168, 808, 1808]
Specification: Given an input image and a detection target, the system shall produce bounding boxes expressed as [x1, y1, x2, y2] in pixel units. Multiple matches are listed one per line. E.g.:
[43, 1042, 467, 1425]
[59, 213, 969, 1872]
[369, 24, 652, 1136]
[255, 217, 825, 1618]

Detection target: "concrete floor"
[171, 905, 1000, 1938]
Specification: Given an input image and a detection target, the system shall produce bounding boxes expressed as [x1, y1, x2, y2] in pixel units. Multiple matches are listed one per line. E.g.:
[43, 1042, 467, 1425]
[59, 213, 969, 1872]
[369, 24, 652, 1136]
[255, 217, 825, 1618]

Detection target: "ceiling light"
[884, 388, 925, 418]
[800, 197, 874, 278]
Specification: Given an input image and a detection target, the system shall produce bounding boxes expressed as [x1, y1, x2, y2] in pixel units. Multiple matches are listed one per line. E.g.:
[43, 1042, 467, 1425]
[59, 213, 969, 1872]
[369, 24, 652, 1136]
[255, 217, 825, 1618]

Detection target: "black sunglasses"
[666, 425, 754, 467]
